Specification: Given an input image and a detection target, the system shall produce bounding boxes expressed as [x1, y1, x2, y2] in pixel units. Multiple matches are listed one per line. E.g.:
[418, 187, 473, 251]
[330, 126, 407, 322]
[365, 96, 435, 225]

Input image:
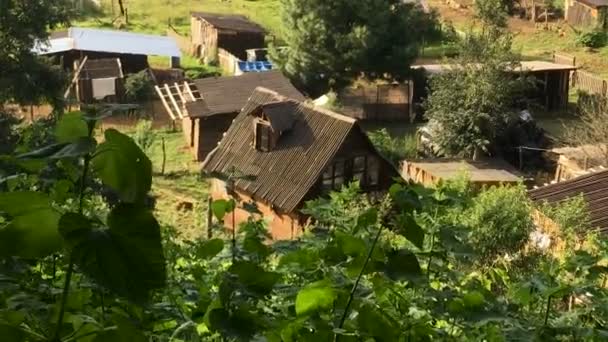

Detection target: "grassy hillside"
[77, 0, 283, 37]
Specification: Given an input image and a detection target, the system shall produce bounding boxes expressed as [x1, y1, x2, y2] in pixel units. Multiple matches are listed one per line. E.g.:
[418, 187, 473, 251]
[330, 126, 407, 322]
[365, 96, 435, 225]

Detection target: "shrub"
[576, 30, 607, 48]
[367, 128, 417, 165]
[463, 185, 534, 261]
[133, 120, 156, 153]
[124, 70, 155, 103]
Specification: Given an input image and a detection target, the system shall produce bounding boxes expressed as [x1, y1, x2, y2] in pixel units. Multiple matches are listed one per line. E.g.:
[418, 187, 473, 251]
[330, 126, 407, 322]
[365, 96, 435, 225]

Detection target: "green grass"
[74, 0, 283, 39]
[145, 129, 210, 240]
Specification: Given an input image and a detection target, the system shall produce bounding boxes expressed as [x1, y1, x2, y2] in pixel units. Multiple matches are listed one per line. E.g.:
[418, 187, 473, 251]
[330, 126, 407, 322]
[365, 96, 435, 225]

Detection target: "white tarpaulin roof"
[33, 27, 181, 57]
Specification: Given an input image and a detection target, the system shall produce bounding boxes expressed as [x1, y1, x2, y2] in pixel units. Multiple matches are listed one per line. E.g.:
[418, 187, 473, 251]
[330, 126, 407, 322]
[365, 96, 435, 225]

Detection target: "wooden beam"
[155, 85, 176, 120]
[184, 81, 197, 101]
[164, 83, 183, 119]
[64, 56, 89, 99]
[174, 82, 187, 104]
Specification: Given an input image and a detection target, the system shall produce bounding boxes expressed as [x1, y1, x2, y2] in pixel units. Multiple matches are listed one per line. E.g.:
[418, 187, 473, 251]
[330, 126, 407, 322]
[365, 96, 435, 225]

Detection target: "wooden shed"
[337, 81, 414, 122]
[552, 145, 608, 182]
[74, 58, 125, 104]
[190, 12, 266, 62]
[400, 158, 522, 188]
[413, 61, 576, 112]
[565, 0, 608, 29]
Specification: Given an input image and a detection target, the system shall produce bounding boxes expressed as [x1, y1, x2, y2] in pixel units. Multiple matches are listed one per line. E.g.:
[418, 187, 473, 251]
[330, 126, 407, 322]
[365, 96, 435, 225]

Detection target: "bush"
[576, 30, 607, 48]
[367, 128, 418, 165]
[463, 185, 534, 260]
[124, 70, 155, 103]
[133, 120, 156, 153]
[184, 66, 221, 80]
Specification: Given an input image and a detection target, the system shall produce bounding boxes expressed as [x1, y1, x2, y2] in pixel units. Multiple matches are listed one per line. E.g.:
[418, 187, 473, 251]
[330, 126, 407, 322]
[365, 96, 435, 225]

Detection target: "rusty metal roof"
[529, 170, 608, 233]
[191, 12, 266, 33]
[187, 71, 305, 118]
[202, 87, 358, 212]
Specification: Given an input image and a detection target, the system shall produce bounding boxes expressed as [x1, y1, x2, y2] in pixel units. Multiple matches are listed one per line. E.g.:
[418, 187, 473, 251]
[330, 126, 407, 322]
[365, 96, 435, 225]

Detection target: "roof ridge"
[300, 102, 357, 124]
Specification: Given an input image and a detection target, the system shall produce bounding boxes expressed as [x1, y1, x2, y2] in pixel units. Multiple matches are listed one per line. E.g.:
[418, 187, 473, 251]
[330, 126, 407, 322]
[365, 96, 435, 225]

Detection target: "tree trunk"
[118, 0, 125, 15]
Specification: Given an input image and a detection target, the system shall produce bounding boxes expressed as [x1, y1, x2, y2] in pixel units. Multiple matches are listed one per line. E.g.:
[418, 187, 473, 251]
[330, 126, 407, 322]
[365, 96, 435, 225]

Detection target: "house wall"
[196, 114, 237, 161]
[209, 178, 304, 240]
[339, 82, 414, 122]
[566, 2, 606, 28]
[191, 18, 219, 61]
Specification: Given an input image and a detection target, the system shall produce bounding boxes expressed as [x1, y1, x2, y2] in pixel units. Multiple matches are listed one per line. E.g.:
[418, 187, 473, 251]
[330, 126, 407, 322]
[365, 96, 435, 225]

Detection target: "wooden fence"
[554, 52, 608, 97]
[339, 82, 413, 122]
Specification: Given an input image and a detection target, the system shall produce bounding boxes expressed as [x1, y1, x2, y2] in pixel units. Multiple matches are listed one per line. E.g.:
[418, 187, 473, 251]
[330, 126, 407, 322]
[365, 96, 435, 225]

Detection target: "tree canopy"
[0, 0, 71, 108]
[423, 30, 532, 158]
[271, 0, 440, 96]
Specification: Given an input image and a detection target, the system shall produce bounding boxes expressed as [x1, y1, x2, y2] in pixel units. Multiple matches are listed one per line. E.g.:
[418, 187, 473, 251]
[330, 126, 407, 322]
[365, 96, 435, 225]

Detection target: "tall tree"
[423, 30, 531, 158]
[0, 0, 72, 109]
[271, 0, 439, 96]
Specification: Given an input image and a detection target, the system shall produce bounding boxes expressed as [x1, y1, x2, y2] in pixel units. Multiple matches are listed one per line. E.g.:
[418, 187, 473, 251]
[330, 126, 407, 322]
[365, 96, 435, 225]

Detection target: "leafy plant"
[132, 120, 157, 153]
[576, 30, 607, 49]
[124, 70, 155, 103]
[368, 128, 418, 164]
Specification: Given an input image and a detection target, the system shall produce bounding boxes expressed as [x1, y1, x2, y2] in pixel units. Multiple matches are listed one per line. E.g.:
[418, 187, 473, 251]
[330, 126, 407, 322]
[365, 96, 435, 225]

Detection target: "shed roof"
[413, 61, 576, 75]
[577, 0, 608, 8]
[202, 87, 359, 212]
[529, 170, 608, 233]
[186, 71, 305, 118]
[34, 27, 181, 57]
[402, 159, 522, 183]
[191, 12, 266, 33]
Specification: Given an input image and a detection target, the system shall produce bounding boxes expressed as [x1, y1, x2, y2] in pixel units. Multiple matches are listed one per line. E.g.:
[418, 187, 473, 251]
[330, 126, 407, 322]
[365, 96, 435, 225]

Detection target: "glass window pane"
[367, 156, 379, 186]
[322, 177, 332, 190]
[354, 156, 366, 171]
[334, 160, 344, 177]
[323, 165, 333, 179]
[354, 172, 365, 184]
[334, 176, 344, 189]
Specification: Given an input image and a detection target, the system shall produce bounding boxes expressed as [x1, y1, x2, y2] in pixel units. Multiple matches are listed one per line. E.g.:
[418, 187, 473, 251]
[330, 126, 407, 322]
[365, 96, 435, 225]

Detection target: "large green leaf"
[384, 249, 422, 282]
[94, 314, 146, 342]
[295, 280, 336, 316]
[394, 213, 425, 249]
[55, 111, 88, 143]
[0, 192, 61, 259]
[229, 261, 280, 297]
[91, 129, 152, 203]
[196, 238, 225, 260]
[211, 199, 236, 221]
[357, 304, 398, 341]
[60, 204, 166, 303]
[50, 137, 97, 159]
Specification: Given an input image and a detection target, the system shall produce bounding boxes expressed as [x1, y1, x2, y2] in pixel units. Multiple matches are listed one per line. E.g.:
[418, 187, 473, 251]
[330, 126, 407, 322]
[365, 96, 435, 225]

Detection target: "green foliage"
[576, 30, 607, 49]
[124, 70, 155, 103]
[271, 0, 439, 95]
[132, 120, 156, 153]
[0, 1, 72, 108]
[424, 31, 532, 157]
[475, 0, 509, 28]
[367, 128, 418, 164]
[540, 194, 591, 238]
[463, 185, 534, 260]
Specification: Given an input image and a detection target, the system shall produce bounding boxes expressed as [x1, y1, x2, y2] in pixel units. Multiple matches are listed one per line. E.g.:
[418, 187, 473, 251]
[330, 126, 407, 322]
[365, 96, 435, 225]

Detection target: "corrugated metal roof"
[34, 27, 181, 57]
[529, 170, 608, 233]
[202, 87, 358, 213]
[187, 71, 305, 118]
[191, 12, 266, 33]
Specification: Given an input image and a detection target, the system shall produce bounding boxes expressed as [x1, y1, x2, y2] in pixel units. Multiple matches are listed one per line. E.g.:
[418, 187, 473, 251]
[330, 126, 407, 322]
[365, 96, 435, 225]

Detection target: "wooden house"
[400, 159, 522, 188]
[565, 0, 608, 29]
[73, 58, 125, 104]
[156, 71, 305, 161]
[202, 87, 399, 240]
[529, 170, 608, 250]
[190, 12, 266, 62]
[552, 145, 608, 182]
[34, 27, 181, 73]
[413, 61, 577, 111]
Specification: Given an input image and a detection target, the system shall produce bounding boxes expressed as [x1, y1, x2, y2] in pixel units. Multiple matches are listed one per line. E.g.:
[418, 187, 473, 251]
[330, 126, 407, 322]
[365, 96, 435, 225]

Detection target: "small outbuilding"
[73, 58, 125, 103]
[552, 144, 608, 182]
[413, 61, 577, 111]
[336, 81, 415, 122]
[202, 87, 399, 240]
[400, 158, 522, 188]
[190, 12, 266, 62]
[565, 0, 608, 29]
[34, 27, 182, 73]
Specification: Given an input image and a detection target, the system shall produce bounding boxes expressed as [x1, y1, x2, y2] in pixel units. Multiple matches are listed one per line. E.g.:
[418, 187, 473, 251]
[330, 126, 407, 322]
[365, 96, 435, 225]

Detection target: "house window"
[255, 121, 272, 152]
[321, 155, 381, 192]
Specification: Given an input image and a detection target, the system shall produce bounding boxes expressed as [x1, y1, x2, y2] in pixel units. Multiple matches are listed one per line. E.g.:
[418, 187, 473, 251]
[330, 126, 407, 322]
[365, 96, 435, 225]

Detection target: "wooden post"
[207, 197, 213, 239]
[161, 137, 166, 175]
[30, 105, 34, 122]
